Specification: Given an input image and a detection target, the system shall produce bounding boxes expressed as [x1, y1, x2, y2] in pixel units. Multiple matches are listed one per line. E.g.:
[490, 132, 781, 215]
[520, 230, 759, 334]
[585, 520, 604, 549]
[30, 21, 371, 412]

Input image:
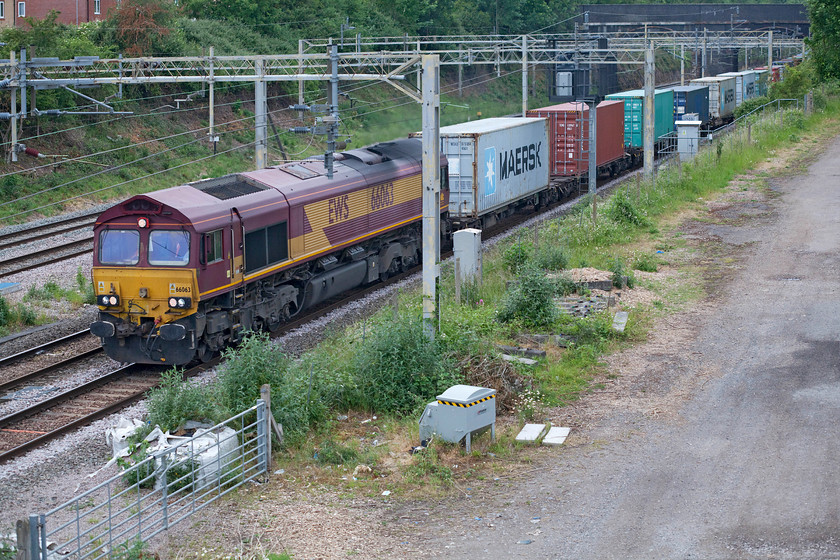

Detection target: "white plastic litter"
[104, 416, 145, 457]
[102, 419, 239, 490]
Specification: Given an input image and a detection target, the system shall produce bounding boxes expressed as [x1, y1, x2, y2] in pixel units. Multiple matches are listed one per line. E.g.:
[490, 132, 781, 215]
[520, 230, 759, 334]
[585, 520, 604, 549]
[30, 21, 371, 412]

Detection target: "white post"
[421, 55, 441, 340]
[644, 43, 655, 181]
[588, 100, 597, 194]
[521, 35, 528, 117]
[254, 58, 267, 170]
[768, 30, 774, 69]
[208, 47, 216, 148]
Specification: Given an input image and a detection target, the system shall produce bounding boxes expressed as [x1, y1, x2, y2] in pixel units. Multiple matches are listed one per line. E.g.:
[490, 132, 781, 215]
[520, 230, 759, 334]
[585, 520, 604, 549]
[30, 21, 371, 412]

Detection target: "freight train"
[90, 65, 791, 365]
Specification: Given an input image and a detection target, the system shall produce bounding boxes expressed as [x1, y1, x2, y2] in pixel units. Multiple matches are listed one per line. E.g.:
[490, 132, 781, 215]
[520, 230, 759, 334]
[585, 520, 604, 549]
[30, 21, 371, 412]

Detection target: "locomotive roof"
[96, 138, 424, 229]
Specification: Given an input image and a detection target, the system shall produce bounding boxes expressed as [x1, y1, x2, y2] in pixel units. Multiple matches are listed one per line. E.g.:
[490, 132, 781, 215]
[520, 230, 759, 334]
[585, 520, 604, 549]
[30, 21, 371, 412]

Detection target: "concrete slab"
[502, 354, 538, 366]
[612, 311, 629, 333]
[543, 426, 571, 446]
[0, 282, 21, 296]
[515, 423, 547, 443]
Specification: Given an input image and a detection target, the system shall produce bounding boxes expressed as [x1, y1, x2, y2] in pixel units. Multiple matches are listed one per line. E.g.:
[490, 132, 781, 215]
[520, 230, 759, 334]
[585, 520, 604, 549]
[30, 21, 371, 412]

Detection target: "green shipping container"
[604, 89, 675, 149]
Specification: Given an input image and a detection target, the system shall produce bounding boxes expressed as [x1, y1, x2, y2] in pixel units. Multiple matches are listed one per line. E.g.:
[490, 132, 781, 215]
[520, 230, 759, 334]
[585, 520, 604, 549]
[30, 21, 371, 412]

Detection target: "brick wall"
[9, 0, 118, 26]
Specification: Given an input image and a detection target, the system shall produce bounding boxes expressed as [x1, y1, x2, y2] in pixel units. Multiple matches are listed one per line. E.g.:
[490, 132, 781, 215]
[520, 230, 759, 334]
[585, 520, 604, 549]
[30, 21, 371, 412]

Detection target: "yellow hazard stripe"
[437, 395, 496, 408]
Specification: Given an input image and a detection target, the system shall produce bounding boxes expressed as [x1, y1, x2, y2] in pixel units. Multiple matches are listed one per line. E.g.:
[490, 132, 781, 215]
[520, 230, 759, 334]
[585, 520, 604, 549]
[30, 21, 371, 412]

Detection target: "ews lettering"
[371, 182, 395, 211]
[328, 195, 350, 224]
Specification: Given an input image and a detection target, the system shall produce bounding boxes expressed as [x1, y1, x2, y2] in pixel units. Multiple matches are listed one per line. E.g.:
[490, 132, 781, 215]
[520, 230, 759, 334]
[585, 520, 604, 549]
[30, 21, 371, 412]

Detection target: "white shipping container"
[689, 77, 737, 119]
[415, 118, 549, 219]
[720, 71, 757, 106]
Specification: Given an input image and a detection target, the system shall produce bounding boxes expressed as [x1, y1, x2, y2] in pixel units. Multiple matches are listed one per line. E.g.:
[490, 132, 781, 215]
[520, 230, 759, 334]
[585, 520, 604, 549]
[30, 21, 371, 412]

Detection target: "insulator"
[24, 147, 45, 158]
[289, 127, 311, 134]
[289, 104, 311, 112]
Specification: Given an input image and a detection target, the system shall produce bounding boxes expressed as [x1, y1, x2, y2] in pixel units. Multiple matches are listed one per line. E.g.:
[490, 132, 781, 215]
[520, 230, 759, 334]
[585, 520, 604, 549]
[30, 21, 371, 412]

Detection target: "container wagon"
[526, 100, 625, 178]
[689, 77, 737, 124]
[720, 71, 758, 106]
[667, 85, 710, 125]
[414, 117, 550, 228]
[754, 69, 770, 97]
[604, 89, 675, 149]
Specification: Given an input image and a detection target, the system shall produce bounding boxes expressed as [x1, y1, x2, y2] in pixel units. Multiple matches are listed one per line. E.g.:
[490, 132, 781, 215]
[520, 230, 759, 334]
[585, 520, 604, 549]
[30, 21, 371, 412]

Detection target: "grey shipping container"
[413, 118, 549, 220]
[720, 71, 757, 106]
[689, 77, 737, 120]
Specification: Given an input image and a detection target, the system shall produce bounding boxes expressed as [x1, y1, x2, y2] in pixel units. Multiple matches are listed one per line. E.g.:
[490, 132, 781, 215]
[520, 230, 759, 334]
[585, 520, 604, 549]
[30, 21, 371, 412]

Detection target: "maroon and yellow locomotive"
[90, 139, 448, 365]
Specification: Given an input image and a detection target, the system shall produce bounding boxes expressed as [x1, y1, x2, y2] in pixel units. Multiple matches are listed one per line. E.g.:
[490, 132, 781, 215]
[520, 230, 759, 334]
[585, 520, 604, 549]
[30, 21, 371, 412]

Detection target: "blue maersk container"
[668, 85, 710, 125]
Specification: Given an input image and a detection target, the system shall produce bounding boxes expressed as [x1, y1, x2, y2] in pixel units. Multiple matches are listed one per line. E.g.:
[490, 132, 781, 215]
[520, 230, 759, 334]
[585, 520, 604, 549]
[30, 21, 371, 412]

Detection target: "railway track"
[0, 168, 641, 463]
[0, 330, 102, 396]
[0, 237, 93, 278]
[0, 359, 219, 464]
[0, 211, 99, 253]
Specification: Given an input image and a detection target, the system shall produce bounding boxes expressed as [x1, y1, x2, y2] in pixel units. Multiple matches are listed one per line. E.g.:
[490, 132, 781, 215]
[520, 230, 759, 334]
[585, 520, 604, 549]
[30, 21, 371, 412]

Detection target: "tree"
[806, 0, 840, 81]
[109, 0, 182, 57]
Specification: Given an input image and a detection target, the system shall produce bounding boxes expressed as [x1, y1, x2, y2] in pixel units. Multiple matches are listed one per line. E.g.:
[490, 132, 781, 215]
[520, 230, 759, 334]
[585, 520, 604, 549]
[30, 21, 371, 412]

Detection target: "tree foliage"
[806, 0, 840, 81]
[107, 0, 183, 57]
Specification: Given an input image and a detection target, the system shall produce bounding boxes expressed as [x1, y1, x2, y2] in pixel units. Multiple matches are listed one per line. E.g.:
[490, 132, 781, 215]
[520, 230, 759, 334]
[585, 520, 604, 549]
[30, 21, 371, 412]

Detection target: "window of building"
[0, 3, 6, 19]
[244, 222, 289, 273]
[17, 1, 23, 17]
[94, 0, 100, 14]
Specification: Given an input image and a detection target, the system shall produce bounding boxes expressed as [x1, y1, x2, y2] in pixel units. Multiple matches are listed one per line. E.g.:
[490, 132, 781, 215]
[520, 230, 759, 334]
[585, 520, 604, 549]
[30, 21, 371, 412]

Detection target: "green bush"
[0, 296, 9, 327]
[502, 238, 534, 274]
[217, 332, 322, 442]
[632, 252, 659, 273]
[349, 314, 459, 415]
[604, 189, 650, 227]
[497, 265, 558, 328]
[534, 243, 569, 271]
[734, 95, 771, 119]
[608, 258, 635, 289]
[145, 368, 220, 432]
[553, 274, 579, 297]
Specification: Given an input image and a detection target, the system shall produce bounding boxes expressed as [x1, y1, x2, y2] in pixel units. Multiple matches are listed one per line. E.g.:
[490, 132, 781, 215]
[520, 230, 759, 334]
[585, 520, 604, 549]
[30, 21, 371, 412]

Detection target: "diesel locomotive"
[90, 139, 448, 365]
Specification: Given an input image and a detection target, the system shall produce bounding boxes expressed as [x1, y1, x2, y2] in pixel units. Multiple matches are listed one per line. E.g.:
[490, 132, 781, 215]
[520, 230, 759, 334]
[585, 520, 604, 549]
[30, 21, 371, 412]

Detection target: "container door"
[443, 137, 476, 218]
[626, 98, 643, 148]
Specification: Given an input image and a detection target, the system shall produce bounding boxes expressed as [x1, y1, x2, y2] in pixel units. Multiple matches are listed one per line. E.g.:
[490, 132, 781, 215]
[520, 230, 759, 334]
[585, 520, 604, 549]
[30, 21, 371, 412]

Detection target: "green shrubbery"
[497, 265, 559, 328]
[349, 314, 460, 414]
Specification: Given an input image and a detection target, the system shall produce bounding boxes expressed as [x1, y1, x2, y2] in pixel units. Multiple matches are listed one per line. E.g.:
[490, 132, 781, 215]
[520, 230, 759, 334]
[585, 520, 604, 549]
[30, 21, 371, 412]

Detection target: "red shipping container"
[527, 100, 625, 177]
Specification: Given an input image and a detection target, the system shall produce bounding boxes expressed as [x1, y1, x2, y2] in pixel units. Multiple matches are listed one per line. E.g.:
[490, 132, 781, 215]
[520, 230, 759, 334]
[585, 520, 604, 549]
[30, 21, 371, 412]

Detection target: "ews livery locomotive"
[90, 139, 448, 365]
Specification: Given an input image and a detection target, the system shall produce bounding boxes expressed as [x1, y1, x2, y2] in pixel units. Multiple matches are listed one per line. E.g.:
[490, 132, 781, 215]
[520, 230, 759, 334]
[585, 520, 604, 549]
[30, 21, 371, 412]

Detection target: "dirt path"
[386, 135, 840, 559]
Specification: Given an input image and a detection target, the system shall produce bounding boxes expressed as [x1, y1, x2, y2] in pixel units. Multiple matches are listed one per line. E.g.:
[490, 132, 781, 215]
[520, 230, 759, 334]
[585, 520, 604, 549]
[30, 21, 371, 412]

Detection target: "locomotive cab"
[90, 198, 201, 365]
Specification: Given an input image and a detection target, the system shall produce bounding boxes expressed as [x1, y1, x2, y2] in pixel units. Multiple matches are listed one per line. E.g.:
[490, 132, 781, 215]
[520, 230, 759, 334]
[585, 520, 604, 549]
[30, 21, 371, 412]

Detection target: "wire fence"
[17, 400, 269, 560]
[658, 96, 806, 158]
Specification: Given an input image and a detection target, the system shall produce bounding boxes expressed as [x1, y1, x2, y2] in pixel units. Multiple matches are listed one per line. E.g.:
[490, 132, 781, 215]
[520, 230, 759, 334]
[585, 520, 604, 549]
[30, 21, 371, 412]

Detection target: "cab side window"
[202, 229, 223, 264]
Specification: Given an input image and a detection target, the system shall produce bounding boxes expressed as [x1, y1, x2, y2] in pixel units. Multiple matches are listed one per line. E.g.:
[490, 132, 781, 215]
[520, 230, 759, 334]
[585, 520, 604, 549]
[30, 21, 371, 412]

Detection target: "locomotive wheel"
[197, 342, 216, 363]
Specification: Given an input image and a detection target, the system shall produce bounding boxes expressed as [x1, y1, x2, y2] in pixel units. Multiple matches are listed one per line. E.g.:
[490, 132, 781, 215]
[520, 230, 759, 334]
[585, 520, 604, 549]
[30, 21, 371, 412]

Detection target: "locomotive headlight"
[168, 297, 191, 309]
[99, 295, 120, 307]
[137, 217, 149, 228]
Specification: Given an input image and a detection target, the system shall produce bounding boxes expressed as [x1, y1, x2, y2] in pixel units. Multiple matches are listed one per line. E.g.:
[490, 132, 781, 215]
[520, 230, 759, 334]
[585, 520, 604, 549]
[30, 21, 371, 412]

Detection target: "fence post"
[259, 385, 272, 471]
[29, 515, 41, 560]
[747, 123, 751, 144]
[15, 518, 29, 560]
